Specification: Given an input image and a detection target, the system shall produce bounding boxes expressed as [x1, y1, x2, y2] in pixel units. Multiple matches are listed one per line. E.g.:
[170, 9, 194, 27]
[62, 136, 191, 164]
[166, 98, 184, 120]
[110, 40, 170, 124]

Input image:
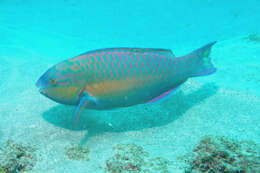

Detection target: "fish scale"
[36, 42, 217, 125]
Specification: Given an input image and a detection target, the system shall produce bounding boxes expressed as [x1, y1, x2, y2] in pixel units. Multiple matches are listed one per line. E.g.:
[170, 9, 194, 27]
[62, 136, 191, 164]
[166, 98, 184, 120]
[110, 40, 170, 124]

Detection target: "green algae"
[0, 140, 37, 173]
[0, 167, 5, 173]
[65, 144, 90, 161]
[182, 136, 260, 173]
[106, 143, 172, 173]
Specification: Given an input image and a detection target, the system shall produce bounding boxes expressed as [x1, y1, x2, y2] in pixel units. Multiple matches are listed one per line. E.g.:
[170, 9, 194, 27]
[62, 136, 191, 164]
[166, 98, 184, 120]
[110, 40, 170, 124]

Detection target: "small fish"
[36, 42, 217, 125]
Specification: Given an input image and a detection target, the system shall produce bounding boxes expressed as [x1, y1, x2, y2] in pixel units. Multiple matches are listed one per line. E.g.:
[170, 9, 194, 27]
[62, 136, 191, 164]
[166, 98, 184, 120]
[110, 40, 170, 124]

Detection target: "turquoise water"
[0, 0, 260, 172]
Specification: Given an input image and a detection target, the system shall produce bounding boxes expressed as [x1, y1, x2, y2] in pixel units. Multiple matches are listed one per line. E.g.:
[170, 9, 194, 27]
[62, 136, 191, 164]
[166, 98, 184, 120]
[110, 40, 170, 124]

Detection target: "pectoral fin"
[73, 92, 96, 127]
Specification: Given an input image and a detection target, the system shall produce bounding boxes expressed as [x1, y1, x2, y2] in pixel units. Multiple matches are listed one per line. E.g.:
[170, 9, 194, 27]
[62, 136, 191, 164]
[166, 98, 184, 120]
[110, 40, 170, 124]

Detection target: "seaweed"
[64, 144, 90, 161]
[0, 140, 37, 173]
[183, 136, 260, 173]
[105, 143, 172, 173]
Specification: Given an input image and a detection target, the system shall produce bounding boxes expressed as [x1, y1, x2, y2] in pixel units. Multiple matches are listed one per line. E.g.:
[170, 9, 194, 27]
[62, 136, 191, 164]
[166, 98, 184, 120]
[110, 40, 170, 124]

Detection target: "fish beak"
[36, 76, 47, 95]
[36, 79, 44, 94]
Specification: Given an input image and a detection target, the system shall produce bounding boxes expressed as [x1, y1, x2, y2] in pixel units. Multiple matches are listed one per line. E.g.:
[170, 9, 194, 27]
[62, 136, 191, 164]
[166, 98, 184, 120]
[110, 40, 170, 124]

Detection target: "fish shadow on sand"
[42, 83, 218, 144]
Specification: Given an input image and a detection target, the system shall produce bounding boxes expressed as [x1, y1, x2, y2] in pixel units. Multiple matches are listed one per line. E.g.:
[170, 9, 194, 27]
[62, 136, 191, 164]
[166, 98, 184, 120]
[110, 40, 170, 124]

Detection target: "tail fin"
[189, 41, 217, 77]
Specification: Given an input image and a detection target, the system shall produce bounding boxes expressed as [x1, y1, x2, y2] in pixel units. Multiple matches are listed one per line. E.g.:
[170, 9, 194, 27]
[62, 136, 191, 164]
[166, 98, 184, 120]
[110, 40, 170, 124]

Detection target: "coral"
[106, 143, 171, 173]
[183, 136, 260, 173]
[244, 33, 260, 43]
[145, 157, 172, 173]
[65, 144, 90, 161]
[106, 144, 147, 173]
[0, 140, 37, 173]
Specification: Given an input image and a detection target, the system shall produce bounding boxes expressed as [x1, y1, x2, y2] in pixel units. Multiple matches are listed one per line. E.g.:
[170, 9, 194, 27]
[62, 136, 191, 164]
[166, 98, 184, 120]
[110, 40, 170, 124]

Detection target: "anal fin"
[146, 82, 184, 104]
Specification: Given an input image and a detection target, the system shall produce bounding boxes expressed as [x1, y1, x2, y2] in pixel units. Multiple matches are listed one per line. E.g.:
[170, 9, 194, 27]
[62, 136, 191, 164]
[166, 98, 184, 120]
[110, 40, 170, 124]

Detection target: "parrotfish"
[36, 42, 217, 125]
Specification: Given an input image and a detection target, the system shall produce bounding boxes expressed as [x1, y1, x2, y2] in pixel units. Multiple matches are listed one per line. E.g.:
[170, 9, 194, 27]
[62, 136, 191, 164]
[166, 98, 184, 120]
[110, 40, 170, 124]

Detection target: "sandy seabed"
[0, 1, 260, 172]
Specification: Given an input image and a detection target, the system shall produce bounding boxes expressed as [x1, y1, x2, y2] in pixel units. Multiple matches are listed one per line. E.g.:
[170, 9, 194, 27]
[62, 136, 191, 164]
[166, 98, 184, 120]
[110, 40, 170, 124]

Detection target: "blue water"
[0, 0, 260, 172]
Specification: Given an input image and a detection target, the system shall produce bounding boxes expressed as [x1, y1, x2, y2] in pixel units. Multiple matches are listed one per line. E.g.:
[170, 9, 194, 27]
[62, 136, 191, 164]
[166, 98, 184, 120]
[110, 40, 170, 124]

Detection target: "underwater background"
[0, 0, 259, 172]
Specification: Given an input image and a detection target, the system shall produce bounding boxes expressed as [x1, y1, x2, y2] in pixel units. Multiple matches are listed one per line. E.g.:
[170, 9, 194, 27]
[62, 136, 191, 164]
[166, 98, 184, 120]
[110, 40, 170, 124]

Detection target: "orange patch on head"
[48, 86, 79, 101]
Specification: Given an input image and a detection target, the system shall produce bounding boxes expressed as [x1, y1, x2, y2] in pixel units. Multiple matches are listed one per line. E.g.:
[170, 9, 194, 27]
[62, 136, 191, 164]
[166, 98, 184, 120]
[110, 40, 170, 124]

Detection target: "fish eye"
[50, 79, 57, 86]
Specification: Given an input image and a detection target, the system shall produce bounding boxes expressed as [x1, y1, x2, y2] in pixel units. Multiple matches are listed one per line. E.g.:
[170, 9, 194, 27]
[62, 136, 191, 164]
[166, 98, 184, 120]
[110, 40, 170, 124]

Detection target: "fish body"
[36, 42, 217, 124]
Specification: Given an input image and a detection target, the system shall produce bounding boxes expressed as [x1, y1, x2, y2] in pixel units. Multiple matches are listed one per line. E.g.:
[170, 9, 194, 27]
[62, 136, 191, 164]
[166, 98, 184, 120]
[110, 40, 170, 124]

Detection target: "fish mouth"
[36, 79, 47, 95]
[35, 76, 48, 94]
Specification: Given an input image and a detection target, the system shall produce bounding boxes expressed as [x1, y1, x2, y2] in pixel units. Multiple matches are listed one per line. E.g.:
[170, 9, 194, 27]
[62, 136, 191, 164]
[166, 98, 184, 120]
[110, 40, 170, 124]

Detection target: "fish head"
[36, 61, 83, 105]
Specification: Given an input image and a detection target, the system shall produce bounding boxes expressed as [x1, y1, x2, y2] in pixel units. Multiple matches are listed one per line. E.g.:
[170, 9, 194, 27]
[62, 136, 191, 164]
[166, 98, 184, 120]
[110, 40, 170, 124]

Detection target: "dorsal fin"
[84, 47, 175, 57]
